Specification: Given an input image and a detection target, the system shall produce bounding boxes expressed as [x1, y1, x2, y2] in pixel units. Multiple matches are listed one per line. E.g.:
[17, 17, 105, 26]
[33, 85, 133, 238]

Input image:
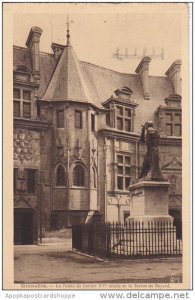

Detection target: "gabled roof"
[42, 43, 92, 103]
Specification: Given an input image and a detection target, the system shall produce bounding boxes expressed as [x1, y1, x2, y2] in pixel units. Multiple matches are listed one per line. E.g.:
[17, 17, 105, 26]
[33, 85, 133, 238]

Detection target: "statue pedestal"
[127, 181, 173, 224]
[124, 181, 180, 256]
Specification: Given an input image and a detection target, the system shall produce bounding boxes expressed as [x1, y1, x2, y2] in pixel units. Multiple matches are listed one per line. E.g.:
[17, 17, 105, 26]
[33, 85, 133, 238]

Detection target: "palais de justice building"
[13, 26, 182, 244]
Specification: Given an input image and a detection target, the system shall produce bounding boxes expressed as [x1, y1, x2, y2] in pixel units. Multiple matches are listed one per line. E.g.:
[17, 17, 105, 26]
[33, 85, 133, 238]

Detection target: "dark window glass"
[14, 101, 20, 117]
[124, 211, 130, 222]
[14, 88, 20, 99]
[125, 119, 131, 132]
[56, 165, 65, 186]
[125, 156, 131, 165]
[92, 167, 96, 188]
[75, 111, 82, 129]
[165, 112, 181, 136]
[125, 177, 131, 189]
[37, 101, 41, 117]
[73, 165, 85, 186]
[14, 168, 18, 193]
[106, 112, 110, 126]
[117, 155, 123, 164]
[57, 110, 64, 128]
[91, 114, 95, 132]
[23, 90, 31, 100]
[27, 169, 36, 193]
[23, 102, 31, 118]
[169, 209, 182, 239]
[117, 177, 123, 190]
[116, 106, 123, 116]
[125, 108, 131, 118]
[117, 117, 123, 130]
[118, 166, 123, 174]
[125, 167, 131, 175]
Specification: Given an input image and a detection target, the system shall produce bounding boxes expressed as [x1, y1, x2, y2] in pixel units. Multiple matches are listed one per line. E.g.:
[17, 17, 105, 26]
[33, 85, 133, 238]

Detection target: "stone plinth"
[127, 181, 173, 224]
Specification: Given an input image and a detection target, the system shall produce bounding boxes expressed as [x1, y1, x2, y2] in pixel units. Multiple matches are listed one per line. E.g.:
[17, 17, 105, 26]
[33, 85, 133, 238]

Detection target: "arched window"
[56, 165, 65, 186]
[91, 167, 97, 188]
[73, 165, 85, 187]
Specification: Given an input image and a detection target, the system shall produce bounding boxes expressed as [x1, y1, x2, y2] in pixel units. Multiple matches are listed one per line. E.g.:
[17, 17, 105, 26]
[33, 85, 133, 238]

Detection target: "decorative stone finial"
[66, 15, 71, 46]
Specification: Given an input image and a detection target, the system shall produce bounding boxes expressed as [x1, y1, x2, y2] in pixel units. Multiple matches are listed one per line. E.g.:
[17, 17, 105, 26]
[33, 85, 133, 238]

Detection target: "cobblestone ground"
[14, 244, 182, 284]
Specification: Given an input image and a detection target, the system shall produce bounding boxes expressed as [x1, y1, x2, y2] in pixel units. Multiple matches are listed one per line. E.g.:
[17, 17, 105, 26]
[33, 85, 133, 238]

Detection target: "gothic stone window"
[73, 165, 85, 187]
[91, 167, 97, 188]
[117, 154, 131, 190]
[91, 114, 95, 132]
[75, 110, 82, 129]
[165, 112, 181, 136]
[116, 105, 132, 132]
[27, 169, 36, 193]
[56, 165, 66, 186]
[14, 88, 31, 118]
[57, 110, 64, 128]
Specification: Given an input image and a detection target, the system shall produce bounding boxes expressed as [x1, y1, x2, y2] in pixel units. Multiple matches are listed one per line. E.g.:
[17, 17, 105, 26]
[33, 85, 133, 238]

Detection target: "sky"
[13, 4, 185, 76]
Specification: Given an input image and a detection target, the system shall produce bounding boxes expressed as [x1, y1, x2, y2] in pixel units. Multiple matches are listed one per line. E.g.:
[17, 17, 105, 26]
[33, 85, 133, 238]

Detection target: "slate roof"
[13, 44, 174, 112]
[42, 43, 92, 103]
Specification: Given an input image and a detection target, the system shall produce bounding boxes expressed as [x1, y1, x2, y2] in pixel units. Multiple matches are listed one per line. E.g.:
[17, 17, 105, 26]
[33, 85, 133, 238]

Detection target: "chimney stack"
[165, 60, 182, 95]
[51, 43, 65, 60]
[26, 27, 42, 80]
[135, 56, 152, 100]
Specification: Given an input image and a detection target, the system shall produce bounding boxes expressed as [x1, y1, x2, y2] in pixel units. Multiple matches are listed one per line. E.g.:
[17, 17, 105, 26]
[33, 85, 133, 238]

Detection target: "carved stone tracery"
[14, 129, 33, 163]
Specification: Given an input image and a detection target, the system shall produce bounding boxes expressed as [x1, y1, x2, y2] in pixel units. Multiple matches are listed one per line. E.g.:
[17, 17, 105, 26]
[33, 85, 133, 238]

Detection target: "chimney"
[135, 56, 151, 100]
[165, 60, 182, 95]
[51, 43, 65, 60]
[26, 27, 42, 79]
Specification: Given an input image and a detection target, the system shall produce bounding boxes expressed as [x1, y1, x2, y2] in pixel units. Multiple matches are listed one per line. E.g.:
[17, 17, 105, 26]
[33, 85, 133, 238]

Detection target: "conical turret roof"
[42, 42, 92, 102]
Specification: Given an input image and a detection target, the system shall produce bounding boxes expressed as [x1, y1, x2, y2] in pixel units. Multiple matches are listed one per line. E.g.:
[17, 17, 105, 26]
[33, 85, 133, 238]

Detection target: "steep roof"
[13, 45, 174, 109]
[13, 47, 32, 71]
[80, 61, 174, 108]
[42, 43, 92, 103]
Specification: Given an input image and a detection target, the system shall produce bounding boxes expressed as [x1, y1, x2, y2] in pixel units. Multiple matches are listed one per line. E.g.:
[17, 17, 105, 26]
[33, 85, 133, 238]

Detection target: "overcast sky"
[13, 4, 185, 76]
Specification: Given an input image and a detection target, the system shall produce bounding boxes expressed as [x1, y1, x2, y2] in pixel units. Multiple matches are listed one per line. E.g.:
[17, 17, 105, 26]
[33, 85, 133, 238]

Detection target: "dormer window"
[102, 86, 138, 133]
[155, 94, 182, 137]
[165, 112, 181, 136]
[116, 105, 132, 132]
[115, 86, 133, 99]
[14, 65, 32, 83]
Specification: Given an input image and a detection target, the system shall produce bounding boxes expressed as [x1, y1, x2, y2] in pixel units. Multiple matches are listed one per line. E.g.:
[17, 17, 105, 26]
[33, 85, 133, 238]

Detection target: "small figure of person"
[139, 121, 163, 181]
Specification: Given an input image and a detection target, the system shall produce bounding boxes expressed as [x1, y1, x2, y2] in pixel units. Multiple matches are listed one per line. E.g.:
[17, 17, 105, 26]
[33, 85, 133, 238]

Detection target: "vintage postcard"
[2, 1, 192, 295]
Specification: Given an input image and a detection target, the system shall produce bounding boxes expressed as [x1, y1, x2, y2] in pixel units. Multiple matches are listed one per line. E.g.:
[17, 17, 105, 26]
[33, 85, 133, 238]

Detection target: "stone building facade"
[13, 26, 182, 244]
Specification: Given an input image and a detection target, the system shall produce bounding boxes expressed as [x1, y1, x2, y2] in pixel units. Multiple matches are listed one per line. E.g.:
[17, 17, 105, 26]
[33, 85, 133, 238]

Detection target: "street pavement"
[14, 243, 182, 284]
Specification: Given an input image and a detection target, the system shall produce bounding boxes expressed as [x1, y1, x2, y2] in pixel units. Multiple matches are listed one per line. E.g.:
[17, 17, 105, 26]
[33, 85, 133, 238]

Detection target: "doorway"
[169, 208, 182, 239]
[14, 208, 35, 244]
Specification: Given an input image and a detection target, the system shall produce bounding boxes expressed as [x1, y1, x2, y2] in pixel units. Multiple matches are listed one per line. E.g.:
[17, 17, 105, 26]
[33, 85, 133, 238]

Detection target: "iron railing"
[72, 221, 182, 260]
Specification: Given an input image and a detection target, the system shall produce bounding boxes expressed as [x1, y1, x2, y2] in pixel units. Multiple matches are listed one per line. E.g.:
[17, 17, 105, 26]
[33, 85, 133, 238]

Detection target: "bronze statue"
[139, 121, 163, 180]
